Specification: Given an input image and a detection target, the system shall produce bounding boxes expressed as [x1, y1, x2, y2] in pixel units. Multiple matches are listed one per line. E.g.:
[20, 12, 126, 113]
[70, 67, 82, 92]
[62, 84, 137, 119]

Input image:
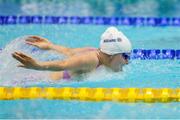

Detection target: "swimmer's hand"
[25, 36, 53, 50]
[12, 52, 40, 69]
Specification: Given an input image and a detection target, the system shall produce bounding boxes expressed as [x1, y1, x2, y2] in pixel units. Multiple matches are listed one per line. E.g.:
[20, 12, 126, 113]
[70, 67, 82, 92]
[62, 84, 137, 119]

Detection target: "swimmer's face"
[109, 53, 129, 72]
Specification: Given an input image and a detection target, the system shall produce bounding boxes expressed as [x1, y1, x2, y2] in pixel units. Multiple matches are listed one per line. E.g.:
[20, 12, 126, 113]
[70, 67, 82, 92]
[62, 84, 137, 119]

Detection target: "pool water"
[0, 25, 180, 118]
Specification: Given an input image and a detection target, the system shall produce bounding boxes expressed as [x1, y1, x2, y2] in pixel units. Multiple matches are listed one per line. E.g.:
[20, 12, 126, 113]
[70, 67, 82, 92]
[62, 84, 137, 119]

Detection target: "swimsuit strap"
[96, 50, 102, 68]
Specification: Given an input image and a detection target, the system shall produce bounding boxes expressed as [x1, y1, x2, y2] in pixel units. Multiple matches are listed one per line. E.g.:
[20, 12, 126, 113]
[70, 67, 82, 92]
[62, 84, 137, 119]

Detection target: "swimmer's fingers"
[29, 36, 41, 40]
[17, 52, 33, 60]
[13, 52, 26, 61]
[26, 36, 42, 42]
[25, 38, 41, 43]
[26, 41, 39, 47]
[12, 52, 26, 64]
[25, 37, 35, 42]
[12, 52, 39, 69]
[29, 36, 48, 42]
[25, 39, 42, 47]
[13, 52, 33, 62]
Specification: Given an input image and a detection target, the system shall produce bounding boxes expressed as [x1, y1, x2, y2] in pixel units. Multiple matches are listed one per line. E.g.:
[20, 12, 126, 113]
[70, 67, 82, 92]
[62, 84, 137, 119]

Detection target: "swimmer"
[12, 27, 132, 80]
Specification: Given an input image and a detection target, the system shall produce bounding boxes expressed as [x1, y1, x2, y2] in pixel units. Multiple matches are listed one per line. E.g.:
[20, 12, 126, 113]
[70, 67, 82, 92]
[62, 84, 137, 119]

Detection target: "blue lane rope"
[0, 48, 179, 60]
[132, 49, 180, 60]
[0, 16, 180, 26]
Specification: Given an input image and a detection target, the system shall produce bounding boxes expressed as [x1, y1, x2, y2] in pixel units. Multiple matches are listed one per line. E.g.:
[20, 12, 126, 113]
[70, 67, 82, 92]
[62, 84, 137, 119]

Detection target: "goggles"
[122, 53, 131, 60]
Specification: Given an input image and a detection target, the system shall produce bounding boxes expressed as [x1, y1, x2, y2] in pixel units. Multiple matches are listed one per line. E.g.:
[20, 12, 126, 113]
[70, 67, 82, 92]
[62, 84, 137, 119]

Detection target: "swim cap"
[100, 27, 132, 55]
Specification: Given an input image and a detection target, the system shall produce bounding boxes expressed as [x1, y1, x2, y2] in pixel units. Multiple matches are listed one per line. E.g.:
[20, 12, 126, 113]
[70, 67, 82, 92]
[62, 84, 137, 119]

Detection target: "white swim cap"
[100, 27, 132, 55]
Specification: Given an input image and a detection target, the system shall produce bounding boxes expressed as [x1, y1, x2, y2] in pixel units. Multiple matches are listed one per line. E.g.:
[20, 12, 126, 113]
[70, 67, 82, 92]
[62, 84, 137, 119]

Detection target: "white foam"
[0, 36, 64, 86]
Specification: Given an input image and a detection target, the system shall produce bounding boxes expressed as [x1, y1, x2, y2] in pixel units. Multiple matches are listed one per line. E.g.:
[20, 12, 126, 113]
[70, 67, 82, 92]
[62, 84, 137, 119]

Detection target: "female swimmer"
[12, 27, 132, 80]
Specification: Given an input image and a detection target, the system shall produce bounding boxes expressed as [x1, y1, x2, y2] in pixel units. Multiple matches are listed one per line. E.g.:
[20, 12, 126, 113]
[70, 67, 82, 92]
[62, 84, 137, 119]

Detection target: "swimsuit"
[63, 70, 71, 80]
[62, 47, 100, 80]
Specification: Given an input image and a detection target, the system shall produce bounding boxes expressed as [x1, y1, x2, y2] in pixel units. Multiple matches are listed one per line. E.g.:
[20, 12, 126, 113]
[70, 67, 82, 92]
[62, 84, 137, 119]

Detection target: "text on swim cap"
[103, 38, 122, 43]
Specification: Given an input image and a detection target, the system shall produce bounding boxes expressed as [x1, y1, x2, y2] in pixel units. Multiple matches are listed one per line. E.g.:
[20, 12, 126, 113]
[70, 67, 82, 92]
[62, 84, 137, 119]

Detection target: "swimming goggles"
[122, 53, 131, 60]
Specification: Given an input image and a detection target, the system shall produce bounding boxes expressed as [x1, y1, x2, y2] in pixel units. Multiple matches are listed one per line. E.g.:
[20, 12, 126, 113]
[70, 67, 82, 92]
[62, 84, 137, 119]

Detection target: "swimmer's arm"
[38, 55, 96, 71]
[50, 44, 95, 57]
[25, 36, 93, 56]
[12, 52, 97, 71]
[50, 44, 73, 57]
[25, 36, 73, 56]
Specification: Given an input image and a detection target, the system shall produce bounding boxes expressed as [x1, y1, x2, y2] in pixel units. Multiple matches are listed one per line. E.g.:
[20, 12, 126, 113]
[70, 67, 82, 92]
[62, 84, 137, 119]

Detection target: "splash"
[0, 36, 64, 86]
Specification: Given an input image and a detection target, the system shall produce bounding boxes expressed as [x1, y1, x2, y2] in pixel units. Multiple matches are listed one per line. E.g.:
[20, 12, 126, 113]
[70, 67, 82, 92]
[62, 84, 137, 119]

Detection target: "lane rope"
[0, 16, 180, 26]
[0, 87, 179, 102]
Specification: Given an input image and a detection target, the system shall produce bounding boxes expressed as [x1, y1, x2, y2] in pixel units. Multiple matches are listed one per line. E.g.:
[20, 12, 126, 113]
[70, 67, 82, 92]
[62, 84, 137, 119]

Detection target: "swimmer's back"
[74, 49, 99, 70]
[50, 47, 100, 80]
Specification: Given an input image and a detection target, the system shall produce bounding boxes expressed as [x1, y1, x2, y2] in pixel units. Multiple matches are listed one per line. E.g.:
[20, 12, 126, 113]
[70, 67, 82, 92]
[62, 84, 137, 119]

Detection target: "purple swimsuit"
[63, 70, 71, 80]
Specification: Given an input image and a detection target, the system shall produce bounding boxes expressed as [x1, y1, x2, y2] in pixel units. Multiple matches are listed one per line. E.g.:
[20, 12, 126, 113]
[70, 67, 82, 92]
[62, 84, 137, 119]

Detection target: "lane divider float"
[0, 16, 180, 26]
[0, 87, 179, 102]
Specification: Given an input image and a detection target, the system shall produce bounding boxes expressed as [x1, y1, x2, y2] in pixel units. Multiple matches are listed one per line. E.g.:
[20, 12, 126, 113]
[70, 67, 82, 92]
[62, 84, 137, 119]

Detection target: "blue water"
[0, 24, 179, 119]
[0, 0, 180, 118]
[0, 0, 180, 17]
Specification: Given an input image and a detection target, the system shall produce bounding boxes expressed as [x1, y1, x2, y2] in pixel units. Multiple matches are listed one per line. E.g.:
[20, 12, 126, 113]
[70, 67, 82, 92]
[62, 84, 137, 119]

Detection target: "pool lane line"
[0, 87, 179, 102]
[0, 16, 180, 26]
